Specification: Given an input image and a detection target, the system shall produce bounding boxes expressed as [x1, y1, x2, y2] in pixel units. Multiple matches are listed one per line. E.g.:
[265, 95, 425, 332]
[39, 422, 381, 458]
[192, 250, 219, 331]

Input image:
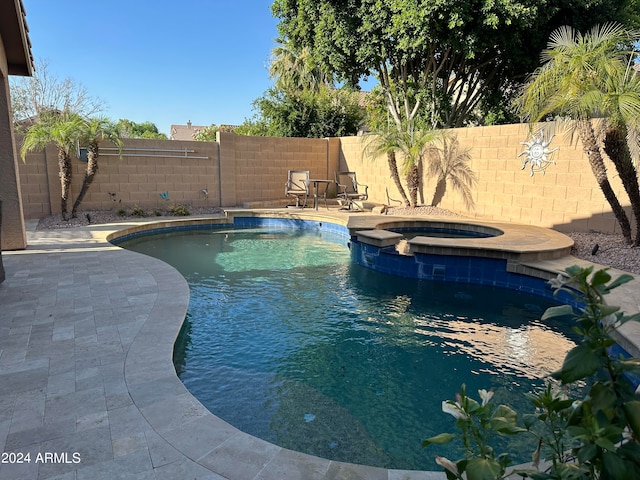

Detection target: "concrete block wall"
[339, 136, 397, 203]
[225, 133, 336, 205]
[339, 123, 632, 234]
[15, 123, 634, 236]
[17, 134, 337, 218]
[19, 138, 220, 217]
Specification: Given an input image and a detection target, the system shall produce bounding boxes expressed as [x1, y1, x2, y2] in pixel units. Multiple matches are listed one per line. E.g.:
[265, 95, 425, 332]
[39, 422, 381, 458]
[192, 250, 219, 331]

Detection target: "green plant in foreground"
[424, 265, 640, 480]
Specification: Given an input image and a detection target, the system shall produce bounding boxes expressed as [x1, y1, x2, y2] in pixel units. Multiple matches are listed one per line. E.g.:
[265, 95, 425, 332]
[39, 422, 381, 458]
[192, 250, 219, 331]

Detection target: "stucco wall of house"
[0, 54, 27, 251]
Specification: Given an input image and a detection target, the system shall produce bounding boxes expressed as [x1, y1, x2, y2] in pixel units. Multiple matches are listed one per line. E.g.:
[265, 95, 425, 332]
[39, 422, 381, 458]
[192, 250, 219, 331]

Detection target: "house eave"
[1, 0, 34, 76]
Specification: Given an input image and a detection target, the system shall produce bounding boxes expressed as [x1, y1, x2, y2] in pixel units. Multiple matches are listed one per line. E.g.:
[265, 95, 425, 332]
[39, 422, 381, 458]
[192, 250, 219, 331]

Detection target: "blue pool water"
[120, 226, 581, 471]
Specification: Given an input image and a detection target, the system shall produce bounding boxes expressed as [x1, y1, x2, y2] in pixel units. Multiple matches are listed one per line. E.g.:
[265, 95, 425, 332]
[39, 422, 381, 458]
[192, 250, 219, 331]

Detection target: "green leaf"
[466, 457, 503, 480]
[493, 404, 519, 423]
[619, 312, 640, 325]
[590, 382, 617, 412]
[422, 433, 456, 446]
[566, 265, 589, 278]
[541, 304, 574, 321]
[607, 274, 634, 290]
[603, 451, 631, 479]
[490, 418, 527, 434]
[595, 436, 618, 452]
[591, 269, 612, 287]
[491, 404, 526, 434]
[597, 304, 620, 317]
[623, 401, 640, 439]
[577, 443, 597, 462]
[566, 425, 589, 438]
[552, 344, 601, 383]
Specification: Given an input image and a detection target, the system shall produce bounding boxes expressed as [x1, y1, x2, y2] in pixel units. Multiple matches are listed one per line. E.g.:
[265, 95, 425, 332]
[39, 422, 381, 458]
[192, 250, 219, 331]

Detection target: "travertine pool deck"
[1, 210, 639, 479]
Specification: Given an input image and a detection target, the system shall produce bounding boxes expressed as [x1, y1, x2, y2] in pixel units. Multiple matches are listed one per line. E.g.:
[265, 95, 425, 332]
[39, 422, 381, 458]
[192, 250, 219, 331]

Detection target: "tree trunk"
[417, 155, 425, 205]
[72, 146, 98, 218]
[407, 165, 420, 207]
[578, 120, 632, 244]
[603, 127, 640, 246]
[58, 148, 72, 221]
[387, 151, 410, 207]
[431, 177, 447, 207]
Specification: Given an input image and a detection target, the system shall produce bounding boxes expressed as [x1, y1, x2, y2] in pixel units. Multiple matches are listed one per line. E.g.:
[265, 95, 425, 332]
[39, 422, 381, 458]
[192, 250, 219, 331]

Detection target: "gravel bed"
[565, 232, 640, 275]
[35, 206, 640, 275]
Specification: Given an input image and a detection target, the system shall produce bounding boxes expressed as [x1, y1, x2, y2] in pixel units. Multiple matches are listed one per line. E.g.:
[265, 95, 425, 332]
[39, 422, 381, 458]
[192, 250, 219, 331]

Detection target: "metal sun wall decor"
[518, 130, 559, 176]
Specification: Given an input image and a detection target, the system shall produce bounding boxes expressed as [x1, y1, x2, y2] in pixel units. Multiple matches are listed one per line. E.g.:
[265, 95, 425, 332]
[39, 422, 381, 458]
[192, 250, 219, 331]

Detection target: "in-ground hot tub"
[380, 219, 504, 240]
[351, 218, 574, 296]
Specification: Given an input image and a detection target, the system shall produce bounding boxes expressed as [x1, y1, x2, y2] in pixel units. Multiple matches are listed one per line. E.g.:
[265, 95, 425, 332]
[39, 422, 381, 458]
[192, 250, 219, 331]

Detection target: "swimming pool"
[118, 224, 582, 471]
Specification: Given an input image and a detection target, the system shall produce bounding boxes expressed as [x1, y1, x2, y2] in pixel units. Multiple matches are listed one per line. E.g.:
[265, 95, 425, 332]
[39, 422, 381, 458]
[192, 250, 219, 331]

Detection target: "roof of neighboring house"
[169, 121, 208, 140]
[0, 0, 34, 76]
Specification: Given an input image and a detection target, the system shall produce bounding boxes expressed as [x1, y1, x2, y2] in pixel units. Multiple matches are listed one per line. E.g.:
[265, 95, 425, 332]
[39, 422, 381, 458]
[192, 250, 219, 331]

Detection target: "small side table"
[307, 179, 332, 210]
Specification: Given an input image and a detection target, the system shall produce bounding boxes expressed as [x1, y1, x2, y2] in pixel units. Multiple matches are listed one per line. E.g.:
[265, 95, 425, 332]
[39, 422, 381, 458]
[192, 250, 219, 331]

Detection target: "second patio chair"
[335, 171, 368, 211]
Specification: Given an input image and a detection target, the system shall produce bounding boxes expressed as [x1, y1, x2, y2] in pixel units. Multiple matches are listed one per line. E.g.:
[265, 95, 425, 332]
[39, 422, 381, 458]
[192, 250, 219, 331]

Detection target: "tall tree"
[71, 117, 122, 218]
[10, 58, 104, 132]
[116, 119, 167, 139]
[20, 112, 84, 220]
[269, 38, 331, 93]
[272, 0, 639, 130]
[250, 86, 364, 138]
[517, 23, 640, 244]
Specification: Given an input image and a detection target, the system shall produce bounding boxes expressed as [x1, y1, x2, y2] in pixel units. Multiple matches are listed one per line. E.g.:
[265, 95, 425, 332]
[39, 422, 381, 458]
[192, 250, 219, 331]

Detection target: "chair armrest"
[335, 182, 348, 194]
[357, 183, 369, 200]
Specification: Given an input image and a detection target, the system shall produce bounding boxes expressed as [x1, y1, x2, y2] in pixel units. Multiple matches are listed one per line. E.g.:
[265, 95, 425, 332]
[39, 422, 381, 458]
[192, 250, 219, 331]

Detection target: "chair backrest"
[335, 171, 358, 194]
[287, 170, 309, 193]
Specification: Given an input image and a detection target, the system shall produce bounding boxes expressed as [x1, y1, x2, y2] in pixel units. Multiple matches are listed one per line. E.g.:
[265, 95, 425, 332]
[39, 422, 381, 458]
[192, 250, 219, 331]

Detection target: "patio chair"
[335, 171, 368, 211]
[285, 170, 310, 208]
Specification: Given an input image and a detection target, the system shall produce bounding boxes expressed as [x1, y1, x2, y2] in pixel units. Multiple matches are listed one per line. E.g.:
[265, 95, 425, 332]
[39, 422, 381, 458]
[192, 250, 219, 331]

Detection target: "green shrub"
[131, 205, 145, 217]
[169, 203, 190, 216]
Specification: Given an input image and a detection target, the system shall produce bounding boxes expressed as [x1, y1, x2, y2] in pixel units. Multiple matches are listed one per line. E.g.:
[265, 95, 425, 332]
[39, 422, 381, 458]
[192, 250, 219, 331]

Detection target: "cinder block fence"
[16, 123, 634, 237]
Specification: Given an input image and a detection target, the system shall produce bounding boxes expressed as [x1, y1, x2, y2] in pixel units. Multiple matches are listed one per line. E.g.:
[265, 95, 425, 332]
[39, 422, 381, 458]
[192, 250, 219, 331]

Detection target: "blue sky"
[21, 0, 280, 135]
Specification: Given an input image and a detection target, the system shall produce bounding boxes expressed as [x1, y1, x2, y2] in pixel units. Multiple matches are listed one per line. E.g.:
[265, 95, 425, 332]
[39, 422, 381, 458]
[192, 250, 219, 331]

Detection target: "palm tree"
[425, 135, 477, 211]
[599, 59, 640, 245]
[71, 117, 122, 218]
[517, 23, 639, 244]
[21, 112, 84, 220]
[269, 38, 331, 93]
[394, 127, 441, 207]
[364, 121, 441, 208]
[363, 127, 410, 207]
